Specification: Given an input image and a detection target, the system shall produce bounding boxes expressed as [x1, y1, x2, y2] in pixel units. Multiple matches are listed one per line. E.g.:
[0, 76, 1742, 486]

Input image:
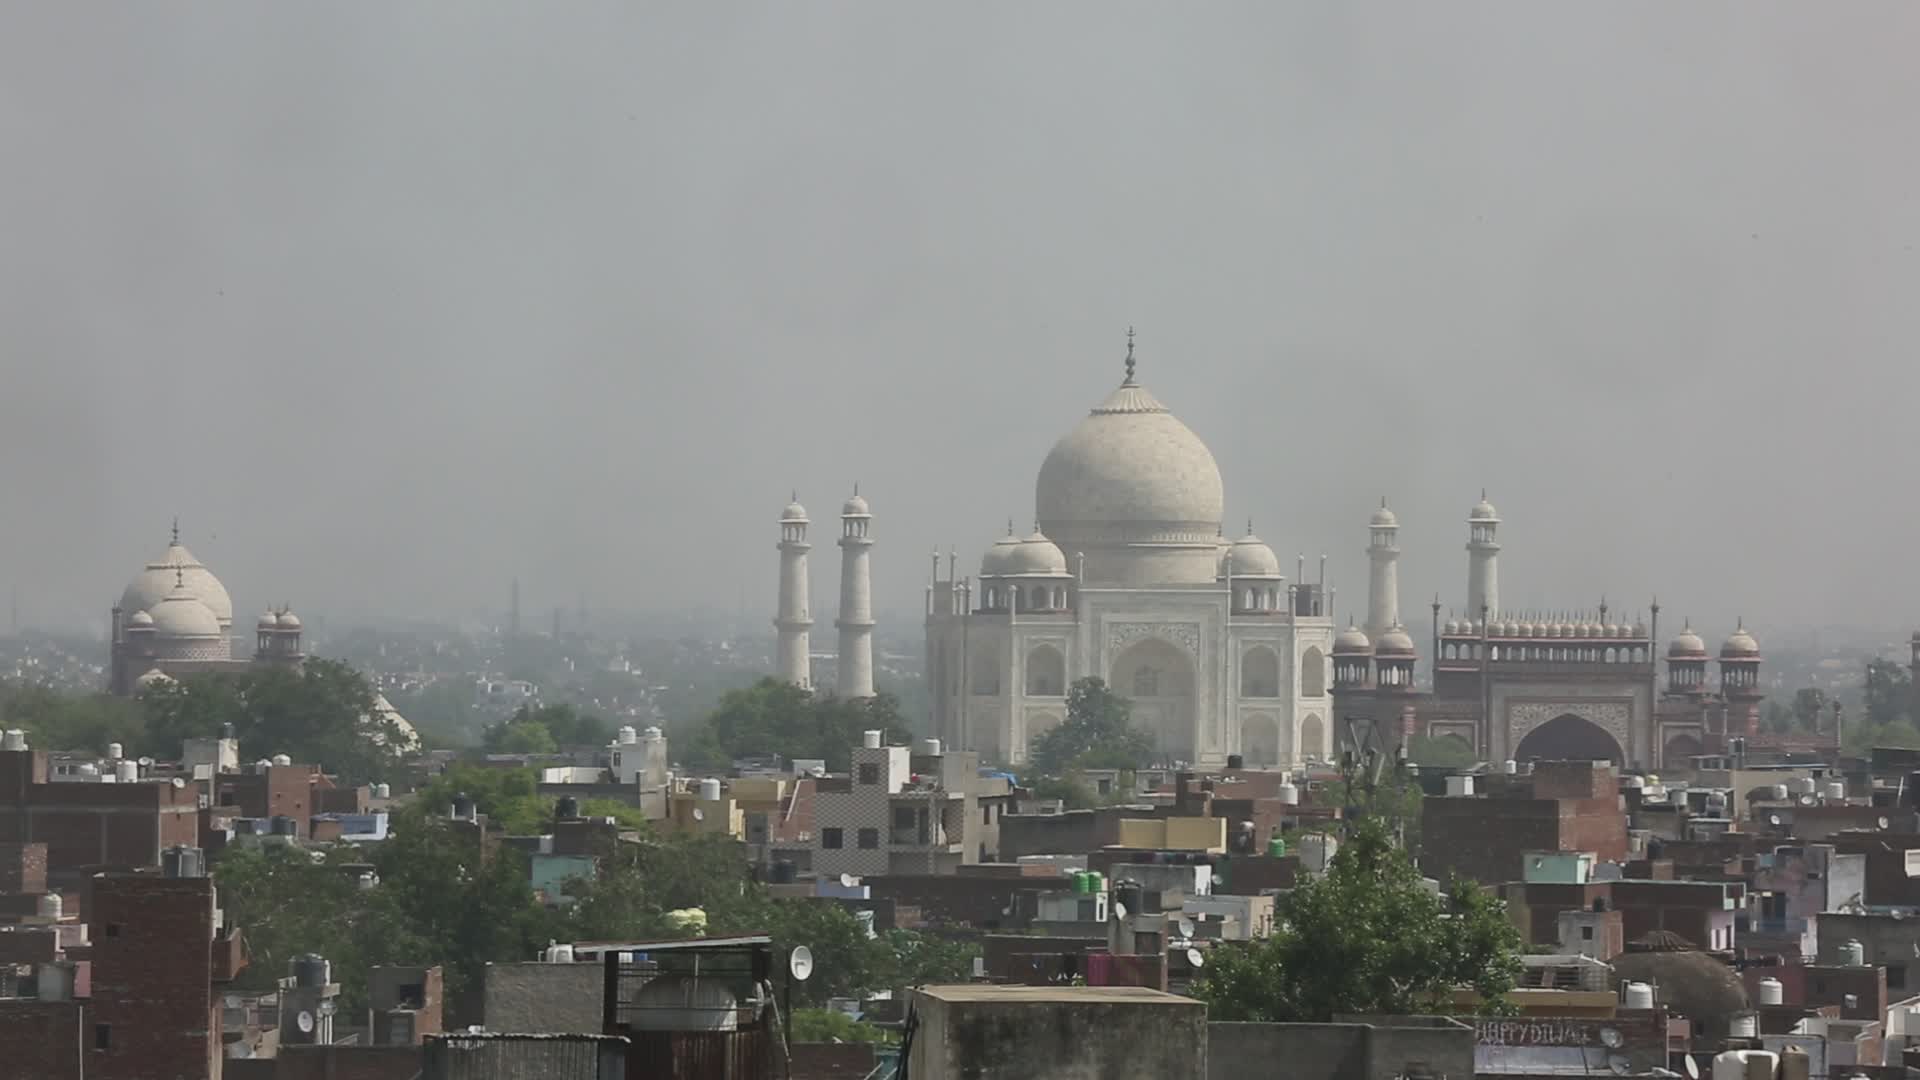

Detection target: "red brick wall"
[0, 926, 58, 963]
[0, 842, 48, 894]
[0, 1000, 80, 1079]
[1421, 797, 1560, 886]
[791, 1043, 878, 1080]
[866, 874, 1073, 929]
[273, 1045, 425, 1080]
[1531, 761, 1616, 801]
[1560, 796, 1629, 862]
[89, 876, 216, 1080]
[0, 784, 198, 875]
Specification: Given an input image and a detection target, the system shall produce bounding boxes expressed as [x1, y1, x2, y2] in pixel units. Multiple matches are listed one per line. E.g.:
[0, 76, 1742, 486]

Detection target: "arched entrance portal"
[1240, 712, 1283, 767]
[1514, 713, 1624, 764]
[1109, 637, 1197, 762]
[1662, 733, 1703, 769]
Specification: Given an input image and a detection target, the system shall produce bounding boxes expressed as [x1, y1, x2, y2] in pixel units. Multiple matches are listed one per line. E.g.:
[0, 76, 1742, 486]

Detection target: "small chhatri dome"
[1006, 529, 1069, 576]
[1444, 619, 1460, 635]
[149, 576, 223, 639]
[1370, 498, 1398, 528]
[1721, 621, 1760, 659]
[1334, 622, 1373, 654]
[134, 668, 174, 690]
[1668, 622, 1708, 659]
[780, 495, 809, 523]
[1469, 490, 1500, 522]
[1224, 526, 1282, 579]
[841, 489, 870, 517]
[127, 609, 154, 629]
[1375, 625, 1416, 656]
[257, 611, 280, 630]
[980, 527, 1025, 576]
[276, 610, 302, 630]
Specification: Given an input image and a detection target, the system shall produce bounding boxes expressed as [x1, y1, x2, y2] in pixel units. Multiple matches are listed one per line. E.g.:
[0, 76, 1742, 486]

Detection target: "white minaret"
[775, 494, 813, 688]
[1466, 490, 1501, 621]
[835, 488, 875, 699]
[1365, 498, 1401, 642]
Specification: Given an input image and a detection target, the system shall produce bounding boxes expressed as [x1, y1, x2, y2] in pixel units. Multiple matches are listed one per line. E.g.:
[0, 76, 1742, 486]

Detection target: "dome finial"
[1123, 326, 1137, 385]
[1006, 518, 1015, 536]
[1246, 518, 1254, 537]
[174, 566, 185, 588]
[852, 482, 859, 497]
[170, 517, 180, 545]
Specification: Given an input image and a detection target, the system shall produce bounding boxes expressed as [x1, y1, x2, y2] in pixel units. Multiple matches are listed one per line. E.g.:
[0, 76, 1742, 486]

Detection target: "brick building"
[1420, 760, 1628, 886]
[0, 747, 199, 882]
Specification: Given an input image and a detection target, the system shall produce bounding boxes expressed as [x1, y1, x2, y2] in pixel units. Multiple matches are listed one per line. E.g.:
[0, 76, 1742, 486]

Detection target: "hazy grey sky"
[4, 3, 1917, 637]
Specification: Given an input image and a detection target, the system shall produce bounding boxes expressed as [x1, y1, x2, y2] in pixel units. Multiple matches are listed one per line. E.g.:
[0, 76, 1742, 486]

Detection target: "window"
[105, 924, 121, 939]
[1581, 926, 1594, 941]
[982, 804, 992, 825]
[94, 1024, 110, 1050]
[822, 828, 843, 849]
[858, 828, 879, 849]
[858, 763, 880, 785]
[894, 806, 915, 828]
[1097, 778, 1112, 795]
[1893, 965, 1909, 990]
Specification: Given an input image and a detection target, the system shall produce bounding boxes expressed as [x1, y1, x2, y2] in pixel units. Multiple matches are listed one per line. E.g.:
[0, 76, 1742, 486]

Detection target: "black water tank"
[451, 793, 475, 821]
[162, 845, 206, 879]
[1113, 881, 1144, 916]
[1227, 754, 1245, 770]
[555, 796, 580, 819]
[771, 859, 797, 884]
[270, 815, 297, 837]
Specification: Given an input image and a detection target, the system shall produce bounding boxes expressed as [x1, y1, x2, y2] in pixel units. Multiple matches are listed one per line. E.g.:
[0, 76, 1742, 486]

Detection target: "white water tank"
[374, 783, 391, 799]
[106, 742, 123, 760]
[1298, 834, 1338, 873]
[272, 753, 293, 767]
[1825, 780, 1848, 801]
[697, 778, 723, 802]
[1445, 775, 1475, 797]
[1844, 939, 1866, 966]
[1706, 792, 1729, 814]
[1712, 1050, 1778, 1080]
[918, 738, 942, 757]
[1623, 981, 1655, 1010]
[37, 894, 62, 920]
[545, 942, 575, 963]
[1502, 759, 1518, 775]
[1758, 977, 1784, 1005]
[862, 729, 883, 750]
[2, 730, 26, 751]
[1769, 784, 1789, 802]
[1277, 782, 1299, 806]
[1791, 776, 1817, 796]
[114, 760, 138, 783]
[618, 726, 639, 745]
[1728, 1012, 1758, 1038]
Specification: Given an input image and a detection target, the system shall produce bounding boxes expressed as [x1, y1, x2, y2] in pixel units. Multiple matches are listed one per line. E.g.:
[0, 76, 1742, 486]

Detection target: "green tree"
[1028, 678, 1151, 776]
[789, 1008, 895, 1044]
[689, 678, 911, 771]
[1193, 819, 1521, 1021]
[0, 683, 144, 754]
[1405, 734, 1475, 769]
[1866, 658, 1912, 729]
[1791, 688, 1830, 730]
[484, 703, 612, 754]
[140, 660, 406, 784]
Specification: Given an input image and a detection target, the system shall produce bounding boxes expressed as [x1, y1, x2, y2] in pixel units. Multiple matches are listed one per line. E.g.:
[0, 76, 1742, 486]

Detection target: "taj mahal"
[771, 334, 1778, 772]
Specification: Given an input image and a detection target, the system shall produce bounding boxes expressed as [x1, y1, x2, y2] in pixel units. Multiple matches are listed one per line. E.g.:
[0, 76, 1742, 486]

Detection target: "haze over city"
[4, 3, 1917, 634]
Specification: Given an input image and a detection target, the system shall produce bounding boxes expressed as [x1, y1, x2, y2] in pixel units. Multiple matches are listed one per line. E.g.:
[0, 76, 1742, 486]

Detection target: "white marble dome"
[127, 609, 154, 629]
[120, 535, 233, 630]
[1721, 624, 1760, 658]
[980, 532, 1025, 576]
[1035, 379, 1225, 550]
[149, 586, 223, 638]
[1375, 626, 1417, 655]
[1334, 623, 1373, 654]
[1223, 532, 1282, 579]
[1370, 501, 1398, 528]
[1668, 624, 1708, 658]
[1006, 530, 1069, 576]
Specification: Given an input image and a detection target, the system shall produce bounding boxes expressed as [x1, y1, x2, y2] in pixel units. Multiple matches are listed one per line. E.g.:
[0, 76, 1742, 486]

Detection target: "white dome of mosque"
[780, 498, 809, 523]
[257, 611, 280, 630]
[1470, 494, 1500, 522]
[127, 610, 154, 629]
[276, 611, 302, 630]
[1376, 626, 1417, 656]
[1370, 501, 1398, 528]
[1668, 624, 1708, 658]
[120, 527, 234, 629]
[980, 531, 1026, 576]
[1006, 530, 1069, 576]
[1721, 624, 1760, 658]
[841, 493, 870, 516]
[1223, 529, 1283, 579]
[149, 585, 223, 639]
[1035, 349, 1225, 547]
[1334, 623, 1373, 654]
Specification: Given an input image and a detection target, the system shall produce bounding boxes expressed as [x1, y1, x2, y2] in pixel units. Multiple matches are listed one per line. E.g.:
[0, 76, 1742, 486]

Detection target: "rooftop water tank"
[1503, 759, 1518, 775]
[629, 974, 739, 1031]
[115, 760, 139, 783]
[1706, 792, 1729, 814]
[37, 894, 62, 920]
[1826, 780, 1848, 802]
[1791, 776, 1818, 796]
[1728, 1012, 1758, 1038]
[1445, 775, 1475, 797]
[1623, 981, 1655, 1010]
[1844, 939, 1866, 966]
[162, 845, 206, 879]
[292, 954, 331, 988]
[545, 942, 575, 963]
[556, 796, 581, 819]
[1277, 782, 1299, 806]
[106, 742, 123, 760]
[1712, 1050, 1778, 1080]
[373, 783, 391, 800]
[2, 730, 26, 751]
[862, 729, 883, 750]
[698, 778, 723, 802]
[1769, 784, 1790, 802]
[1226, 753, 1244, 770]
[618, 726, 639, 745]
[918, 738, 943, 757]
[272, 754, 293, 767]
[1758, 977, 1784, 1006]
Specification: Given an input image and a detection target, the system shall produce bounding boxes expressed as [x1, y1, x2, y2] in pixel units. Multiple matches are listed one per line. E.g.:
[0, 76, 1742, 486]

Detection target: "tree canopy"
[1027, 677, 1152, 776]
[1865, 658, 1912, 728]
[0, 682, 143, 756]
[140, 659, 406, 783]
[484, 702, 613, 754]
[687, 678, 911, 770]
[1193, 819, 1521, 1021]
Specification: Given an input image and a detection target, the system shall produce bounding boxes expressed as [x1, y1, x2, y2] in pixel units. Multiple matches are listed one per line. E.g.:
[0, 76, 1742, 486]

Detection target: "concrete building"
[1209, 1016, 1474, 1080]
[0, 740, 200, 882]
[811, 734, 1014, 877]
[905, 984, 1206, 1080]
[923, 336, 1336, 767]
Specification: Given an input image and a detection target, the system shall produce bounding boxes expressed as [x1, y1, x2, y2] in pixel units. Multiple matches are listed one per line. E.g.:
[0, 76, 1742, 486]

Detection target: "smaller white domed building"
[108, 523, 308, 695]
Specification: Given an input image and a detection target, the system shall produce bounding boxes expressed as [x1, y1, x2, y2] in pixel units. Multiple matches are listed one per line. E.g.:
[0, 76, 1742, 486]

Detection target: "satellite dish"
[1186, 947, 1205, 968]
[1599, 1027, 1623, 1048]
[1177, 917, 1196, 939]
[1211, 872, 1225, 887]
[295, 1010, 315, 1034]
[171, 777, 186, 789]
[789, 945, 814, 982]
[1114, 902, 1128, 920]
[1768, 814, 1782, 826]
[1799, 794, 1817, 807]
[691, 807, 705, 821]
[840, 873, 858, 888]
[1683, 1053, 1701, 1079]
[138, 757, 154, 768]
[1881, 817, 1893, 830]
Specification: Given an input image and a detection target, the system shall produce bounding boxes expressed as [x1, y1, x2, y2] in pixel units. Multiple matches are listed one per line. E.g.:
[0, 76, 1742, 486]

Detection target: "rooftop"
[913, 984, 1192, 1005]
